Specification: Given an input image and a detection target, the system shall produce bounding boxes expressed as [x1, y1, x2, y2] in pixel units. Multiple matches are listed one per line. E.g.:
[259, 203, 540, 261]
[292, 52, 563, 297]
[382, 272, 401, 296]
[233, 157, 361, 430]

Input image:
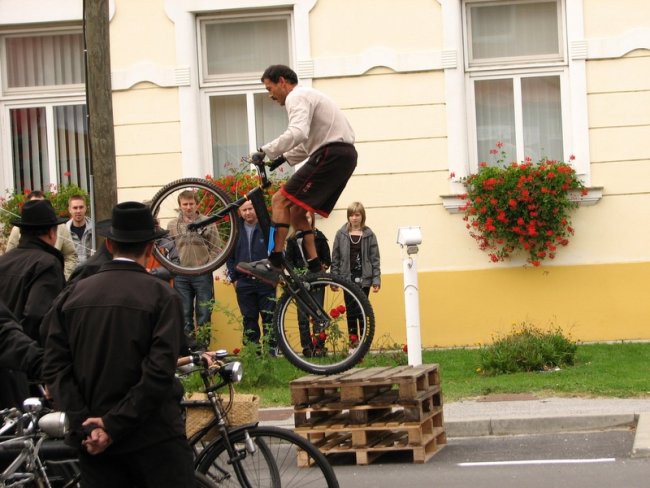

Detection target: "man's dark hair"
[68, 194, 86, 205]
[261, 65, 298, 84]
[27, 191, 45, 200]
[108, 239, 149, 257]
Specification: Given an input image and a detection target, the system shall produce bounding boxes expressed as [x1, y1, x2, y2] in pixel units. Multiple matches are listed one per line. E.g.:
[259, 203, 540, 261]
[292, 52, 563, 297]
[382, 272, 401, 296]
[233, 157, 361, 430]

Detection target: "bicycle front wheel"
[149, 178, 239, 276]
[195, 425, 338, 488]
[275, 272, 375, 375]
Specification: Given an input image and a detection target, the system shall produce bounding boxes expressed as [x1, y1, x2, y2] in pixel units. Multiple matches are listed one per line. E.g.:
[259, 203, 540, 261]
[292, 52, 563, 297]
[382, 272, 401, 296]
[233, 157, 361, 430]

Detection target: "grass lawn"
[233, 342, 650, 407]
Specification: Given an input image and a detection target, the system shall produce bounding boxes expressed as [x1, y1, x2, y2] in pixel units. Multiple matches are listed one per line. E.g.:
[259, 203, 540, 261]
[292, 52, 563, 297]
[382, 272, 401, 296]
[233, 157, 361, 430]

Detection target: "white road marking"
[459, 458, 616, 467]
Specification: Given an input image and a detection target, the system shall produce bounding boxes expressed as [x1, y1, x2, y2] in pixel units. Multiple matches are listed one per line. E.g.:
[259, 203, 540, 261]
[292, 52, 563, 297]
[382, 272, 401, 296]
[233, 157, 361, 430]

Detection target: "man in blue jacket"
[226, 200, 277, 356]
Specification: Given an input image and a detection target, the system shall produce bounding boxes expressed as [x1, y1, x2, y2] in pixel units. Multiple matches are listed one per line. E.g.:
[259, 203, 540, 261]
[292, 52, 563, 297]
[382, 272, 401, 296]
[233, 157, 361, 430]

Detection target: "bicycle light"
[39, 412, 69, 438]
[22, 397, 43, 414]
[220, 361, 243, 384]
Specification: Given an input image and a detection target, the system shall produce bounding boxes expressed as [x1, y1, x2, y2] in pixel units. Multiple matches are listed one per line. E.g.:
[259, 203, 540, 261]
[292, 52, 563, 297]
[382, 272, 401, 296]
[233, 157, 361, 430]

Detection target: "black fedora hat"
[96, 202, 168, 243]
[12, 199, 68, 228]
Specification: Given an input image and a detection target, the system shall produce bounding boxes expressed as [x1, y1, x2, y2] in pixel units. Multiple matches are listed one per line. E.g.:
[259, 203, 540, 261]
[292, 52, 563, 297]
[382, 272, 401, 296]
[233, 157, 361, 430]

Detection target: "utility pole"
[84, 0, 117, 222]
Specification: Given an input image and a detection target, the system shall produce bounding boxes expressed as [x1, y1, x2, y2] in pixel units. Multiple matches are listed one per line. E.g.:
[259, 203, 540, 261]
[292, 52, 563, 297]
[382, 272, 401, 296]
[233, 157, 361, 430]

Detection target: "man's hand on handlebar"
[250, 150, 266, 163]
[248, 150, 286, 171]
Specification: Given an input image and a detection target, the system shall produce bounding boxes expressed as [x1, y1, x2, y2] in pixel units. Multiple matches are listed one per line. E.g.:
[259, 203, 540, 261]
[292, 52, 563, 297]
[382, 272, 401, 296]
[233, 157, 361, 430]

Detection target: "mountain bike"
[150, 156, 375, 375]
[180, 351, 338, 487]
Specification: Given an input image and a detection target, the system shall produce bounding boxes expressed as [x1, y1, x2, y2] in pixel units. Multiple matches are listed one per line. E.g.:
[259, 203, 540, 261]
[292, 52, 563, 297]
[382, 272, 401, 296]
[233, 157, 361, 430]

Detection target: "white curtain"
[474, 79, 516, 164]
[522, 76, 563, 162]
[6, 33, 85, 88]
[210, 95, 249, 177]
[254, 93, 288, 150]
[204, 19, 290, 77]
[469, 1, 559, 62]
[55, 105, 89, 189]
[10, 107, 49, 191]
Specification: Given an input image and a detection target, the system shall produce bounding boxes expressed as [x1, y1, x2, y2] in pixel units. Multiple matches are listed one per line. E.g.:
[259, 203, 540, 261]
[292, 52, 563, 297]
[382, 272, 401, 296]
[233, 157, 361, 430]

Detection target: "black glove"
[251, 150, 266, 163]
[268, 155, 287, 171]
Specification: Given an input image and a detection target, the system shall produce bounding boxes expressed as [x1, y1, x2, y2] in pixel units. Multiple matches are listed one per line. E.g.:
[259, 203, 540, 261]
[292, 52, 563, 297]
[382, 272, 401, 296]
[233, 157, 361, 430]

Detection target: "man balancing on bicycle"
[237, 64, 357, 286]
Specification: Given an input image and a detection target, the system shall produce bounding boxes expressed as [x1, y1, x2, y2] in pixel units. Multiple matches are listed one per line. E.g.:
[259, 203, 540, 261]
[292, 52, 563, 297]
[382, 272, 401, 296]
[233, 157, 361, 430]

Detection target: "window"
[464, 0, 567, 166]
[198, 13, 290, 177]
[1, 29, 89, 193]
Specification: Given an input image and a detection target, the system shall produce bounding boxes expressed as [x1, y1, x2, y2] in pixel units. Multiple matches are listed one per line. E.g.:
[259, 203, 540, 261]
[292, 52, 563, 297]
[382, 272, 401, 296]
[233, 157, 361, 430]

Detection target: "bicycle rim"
[149, 178, 239, 276]
[275, 272, 375, 375]
[196, 426, 338, 488]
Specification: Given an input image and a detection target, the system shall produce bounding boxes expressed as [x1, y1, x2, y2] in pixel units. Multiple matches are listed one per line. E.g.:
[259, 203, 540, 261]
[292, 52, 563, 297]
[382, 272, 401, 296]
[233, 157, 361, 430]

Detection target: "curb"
[632, 412, 650, 458]
[445, 414, 636, 438]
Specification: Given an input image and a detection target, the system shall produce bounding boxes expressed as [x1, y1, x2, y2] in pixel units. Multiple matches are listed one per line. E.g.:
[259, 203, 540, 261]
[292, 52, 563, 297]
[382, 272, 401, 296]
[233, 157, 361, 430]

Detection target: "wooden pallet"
[290, 364, 440, 406]
[291, 365, 446, 465]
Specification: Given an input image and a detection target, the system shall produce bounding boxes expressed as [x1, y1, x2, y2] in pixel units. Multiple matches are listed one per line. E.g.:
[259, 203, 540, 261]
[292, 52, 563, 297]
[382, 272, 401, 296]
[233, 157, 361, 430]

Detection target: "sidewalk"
[258, 394, 650, 457]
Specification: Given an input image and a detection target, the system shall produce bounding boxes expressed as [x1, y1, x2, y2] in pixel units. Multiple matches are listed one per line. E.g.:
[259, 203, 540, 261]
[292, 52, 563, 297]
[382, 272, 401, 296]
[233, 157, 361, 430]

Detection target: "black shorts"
[280, 142, 357, 218]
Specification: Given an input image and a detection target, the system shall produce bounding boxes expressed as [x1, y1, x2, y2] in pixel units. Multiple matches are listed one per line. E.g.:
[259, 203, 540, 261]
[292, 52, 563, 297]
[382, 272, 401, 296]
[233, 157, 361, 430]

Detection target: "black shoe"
[236, 259, 282, 287]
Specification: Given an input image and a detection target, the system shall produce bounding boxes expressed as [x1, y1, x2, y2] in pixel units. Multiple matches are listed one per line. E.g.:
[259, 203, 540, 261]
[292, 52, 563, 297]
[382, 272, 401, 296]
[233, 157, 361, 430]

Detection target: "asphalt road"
[330, 429, 649, 488]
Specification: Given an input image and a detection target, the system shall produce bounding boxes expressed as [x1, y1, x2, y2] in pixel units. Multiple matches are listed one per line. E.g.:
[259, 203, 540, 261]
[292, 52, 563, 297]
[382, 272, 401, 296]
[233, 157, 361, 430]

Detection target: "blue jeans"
[174, 273, 214, 332]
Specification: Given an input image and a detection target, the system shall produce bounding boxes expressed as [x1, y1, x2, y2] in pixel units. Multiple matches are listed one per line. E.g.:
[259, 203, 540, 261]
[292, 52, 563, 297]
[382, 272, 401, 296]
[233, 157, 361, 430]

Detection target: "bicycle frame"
[186, 160, 334, 332]
[187, 367, 263, 487]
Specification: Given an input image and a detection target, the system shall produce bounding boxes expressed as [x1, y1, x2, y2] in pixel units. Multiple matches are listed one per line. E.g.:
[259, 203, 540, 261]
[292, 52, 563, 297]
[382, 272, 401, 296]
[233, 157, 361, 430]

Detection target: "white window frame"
[196, 9, 294, 176]
[1, 97, 87, 192]
[464, 0, 566, 69]
[0, 27, 85, 97]
[465, 67, 571, 170]
[199, 87, 282, 171]
[442, 0, 591, 195]
[164, 0, 317, 178]
[0, 25, 86, 193]
[462, 0, 569, 170]
[197, 11, 294, 87]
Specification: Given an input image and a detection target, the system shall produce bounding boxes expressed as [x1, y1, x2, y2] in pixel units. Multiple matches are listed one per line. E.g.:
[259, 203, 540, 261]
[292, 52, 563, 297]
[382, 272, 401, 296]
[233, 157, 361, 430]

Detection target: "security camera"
[396, 227, 423, 247]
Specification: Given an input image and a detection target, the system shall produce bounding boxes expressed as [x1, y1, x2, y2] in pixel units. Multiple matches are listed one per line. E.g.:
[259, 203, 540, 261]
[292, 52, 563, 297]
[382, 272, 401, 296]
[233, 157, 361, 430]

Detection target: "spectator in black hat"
[0, 199, 66, 408]
[43, 201, 194, 488]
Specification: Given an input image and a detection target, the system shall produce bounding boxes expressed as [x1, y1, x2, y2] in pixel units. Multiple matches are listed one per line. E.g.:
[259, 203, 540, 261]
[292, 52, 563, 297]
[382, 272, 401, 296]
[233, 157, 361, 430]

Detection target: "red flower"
[319, 332, 327, 341]
[330, 309, 340, 318]
[402, 344, 408, 353]
[349, 334, 358, 343]
[232, 348, 241, 355]
[337, 305, 346, 313]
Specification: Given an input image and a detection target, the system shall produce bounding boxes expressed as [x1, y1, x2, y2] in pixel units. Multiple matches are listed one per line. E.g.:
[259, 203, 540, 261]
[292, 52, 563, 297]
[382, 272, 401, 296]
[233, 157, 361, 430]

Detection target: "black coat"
[43, 260, 186, 454]
[0, 233, 65, 343]
[0, 301, 43, 409]
[0, 234, 64, 409]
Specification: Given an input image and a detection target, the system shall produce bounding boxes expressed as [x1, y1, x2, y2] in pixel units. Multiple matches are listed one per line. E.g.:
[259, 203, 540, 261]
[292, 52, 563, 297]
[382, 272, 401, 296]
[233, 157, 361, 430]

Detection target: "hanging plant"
[460, 143, 587, 266]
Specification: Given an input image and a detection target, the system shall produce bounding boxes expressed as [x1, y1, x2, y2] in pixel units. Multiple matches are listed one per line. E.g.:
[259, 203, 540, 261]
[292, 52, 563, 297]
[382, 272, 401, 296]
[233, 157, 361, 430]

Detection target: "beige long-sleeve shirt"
[261, 86, 355, 166]
[6, 225, 78, 279]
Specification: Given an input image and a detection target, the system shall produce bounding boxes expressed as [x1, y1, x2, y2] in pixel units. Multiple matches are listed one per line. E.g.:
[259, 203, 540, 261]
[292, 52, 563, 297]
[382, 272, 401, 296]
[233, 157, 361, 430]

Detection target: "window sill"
[441, 187, 604, 214]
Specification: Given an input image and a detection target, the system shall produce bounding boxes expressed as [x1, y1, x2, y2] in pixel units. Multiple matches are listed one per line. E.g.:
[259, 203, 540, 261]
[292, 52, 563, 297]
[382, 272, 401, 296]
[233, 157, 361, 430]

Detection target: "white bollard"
[396, 227, 423, 366]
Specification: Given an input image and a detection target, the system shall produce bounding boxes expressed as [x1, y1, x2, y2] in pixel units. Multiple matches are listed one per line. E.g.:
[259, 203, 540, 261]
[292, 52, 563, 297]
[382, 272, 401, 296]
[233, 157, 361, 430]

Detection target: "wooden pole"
[84, 0, 117, 222]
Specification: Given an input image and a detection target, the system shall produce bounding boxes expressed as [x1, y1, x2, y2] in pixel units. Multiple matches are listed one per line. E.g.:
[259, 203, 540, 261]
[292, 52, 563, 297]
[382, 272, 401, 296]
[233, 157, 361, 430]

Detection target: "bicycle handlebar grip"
[268, 155, 287, 171]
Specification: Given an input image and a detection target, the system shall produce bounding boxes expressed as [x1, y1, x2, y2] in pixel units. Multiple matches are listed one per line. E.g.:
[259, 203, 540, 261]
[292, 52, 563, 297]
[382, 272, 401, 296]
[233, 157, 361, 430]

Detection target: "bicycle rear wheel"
[149, 178, 239, 276]
[274, 272, 375, 375]
[195, 425, 338, 488]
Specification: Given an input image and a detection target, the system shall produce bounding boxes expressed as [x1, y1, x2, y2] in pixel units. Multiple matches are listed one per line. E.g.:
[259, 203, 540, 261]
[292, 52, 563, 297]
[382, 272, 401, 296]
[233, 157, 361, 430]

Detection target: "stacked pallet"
[291, 365, 446, 465]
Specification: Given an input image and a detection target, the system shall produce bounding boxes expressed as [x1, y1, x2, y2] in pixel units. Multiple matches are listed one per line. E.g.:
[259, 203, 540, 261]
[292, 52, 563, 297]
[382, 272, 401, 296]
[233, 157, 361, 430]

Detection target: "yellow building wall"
[211, 260, 650, 351]
[99, 0, 650, 348]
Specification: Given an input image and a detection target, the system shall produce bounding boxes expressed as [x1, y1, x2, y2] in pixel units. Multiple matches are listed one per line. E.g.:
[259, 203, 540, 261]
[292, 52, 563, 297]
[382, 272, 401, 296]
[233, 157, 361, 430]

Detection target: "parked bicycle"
[150, 156, 375, 375]
[0, 398, 79, 488]
[180, 350, 338, 487]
